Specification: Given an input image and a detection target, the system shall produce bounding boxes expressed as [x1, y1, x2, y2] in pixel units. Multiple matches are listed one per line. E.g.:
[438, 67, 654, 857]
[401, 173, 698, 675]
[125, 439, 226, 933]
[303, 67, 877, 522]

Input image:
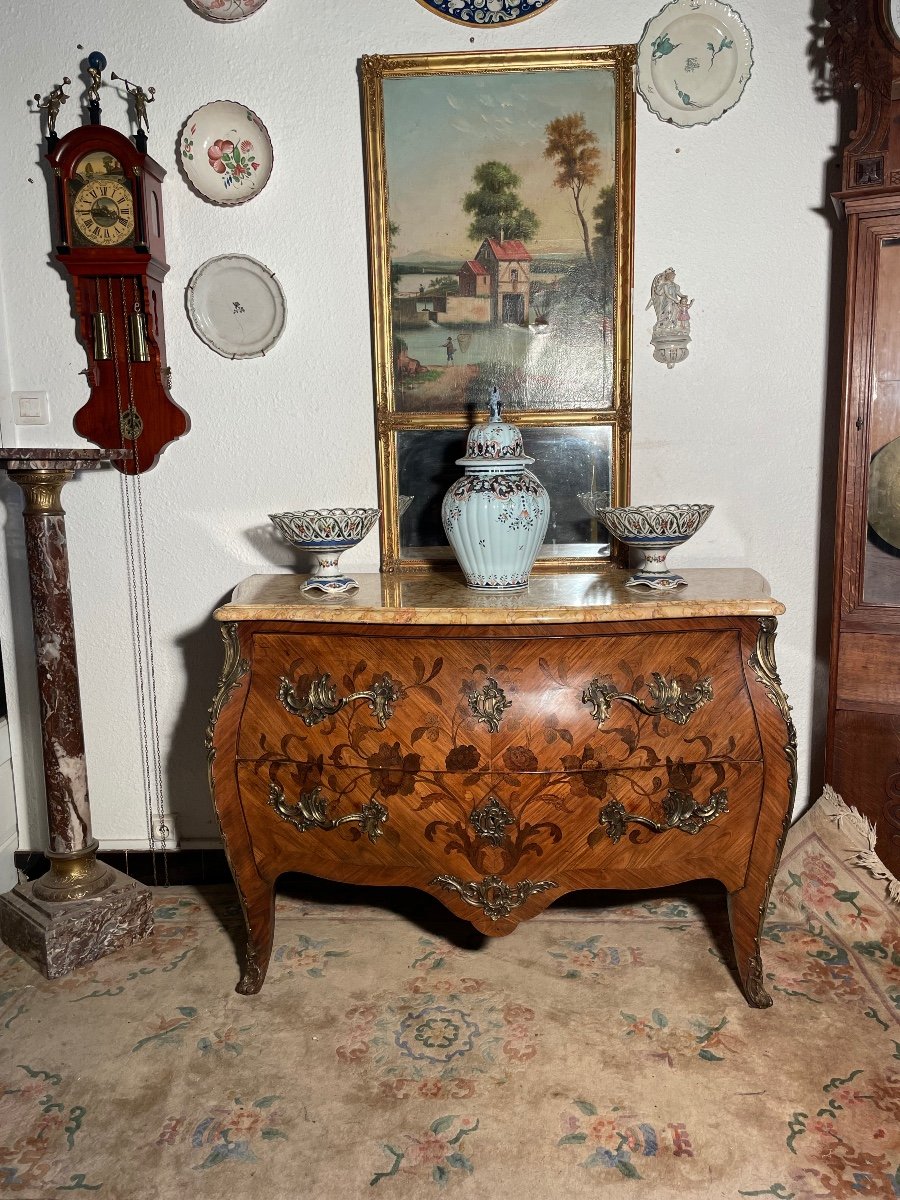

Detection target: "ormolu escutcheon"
[467, 678, 511, 732]
[470, 795, 515, 844]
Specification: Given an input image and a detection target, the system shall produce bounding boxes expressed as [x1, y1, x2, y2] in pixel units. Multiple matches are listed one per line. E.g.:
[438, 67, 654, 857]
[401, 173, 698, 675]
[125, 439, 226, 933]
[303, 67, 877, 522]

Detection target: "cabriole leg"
[236, 873, 276, 996]
[727, 883, 772, 1008]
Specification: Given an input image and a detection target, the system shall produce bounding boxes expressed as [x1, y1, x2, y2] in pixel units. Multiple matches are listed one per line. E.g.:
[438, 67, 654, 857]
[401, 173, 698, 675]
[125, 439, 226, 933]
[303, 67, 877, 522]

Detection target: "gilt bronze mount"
[582, 672, 713, 727]
[432, 873, 558, 920]
[597, 787, 729, 844]
[268, 783, 389, 842]
[279, 671, 401, 729]
[467, 678, 511, 732]
[470, 795, 516, 844]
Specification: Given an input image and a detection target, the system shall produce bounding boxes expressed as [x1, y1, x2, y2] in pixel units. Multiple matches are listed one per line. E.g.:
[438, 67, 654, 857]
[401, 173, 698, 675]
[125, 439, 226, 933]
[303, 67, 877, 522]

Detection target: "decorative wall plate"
[179, 101, 272, 205]
[187, 0, 268, 20]
[637, 0, 752, 127]
[413, 0, 559, 24]
[186, 255, 286, 359]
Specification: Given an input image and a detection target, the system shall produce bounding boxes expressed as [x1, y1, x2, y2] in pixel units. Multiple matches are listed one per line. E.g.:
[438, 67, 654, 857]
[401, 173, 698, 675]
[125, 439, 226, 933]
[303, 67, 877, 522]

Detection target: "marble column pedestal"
[0, 449, 153, 977]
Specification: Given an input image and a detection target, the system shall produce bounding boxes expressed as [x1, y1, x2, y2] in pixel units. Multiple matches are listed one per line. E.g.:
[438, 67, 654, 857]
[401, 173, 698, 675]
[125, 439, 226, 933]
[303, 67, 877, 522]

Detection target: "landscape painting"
[362, 48, 634, 571]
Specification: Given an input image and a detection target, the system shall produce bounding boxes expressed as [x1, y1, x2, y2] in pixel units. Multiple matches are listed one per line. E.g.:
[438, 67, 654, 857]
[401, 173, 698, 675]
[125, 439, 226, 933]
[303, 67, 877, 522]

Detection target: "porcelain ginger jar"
[441, 387, 549, 591]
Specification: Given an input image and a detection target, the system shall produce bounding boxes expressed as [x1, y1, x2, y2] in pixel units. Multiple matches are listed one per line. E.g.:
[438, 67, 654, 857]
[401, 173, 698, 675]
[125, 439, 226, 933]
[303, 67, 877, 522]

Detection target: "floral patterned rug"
[1, 790, 897, 1198]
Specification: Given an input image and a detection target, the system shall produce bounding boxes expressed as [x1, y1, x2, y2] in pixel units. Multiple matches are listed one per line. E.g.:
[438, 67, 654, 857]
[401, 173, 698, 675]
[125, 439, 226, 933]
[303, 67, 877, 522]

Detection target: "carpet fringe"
[819, 783, 900, 905]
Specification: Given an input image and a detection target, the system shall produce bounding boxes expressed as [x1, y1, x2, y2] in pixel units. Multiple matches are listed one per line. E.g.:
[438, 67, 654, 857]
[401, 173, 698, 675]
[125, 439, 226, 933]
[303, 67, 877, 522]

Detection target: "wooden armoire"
[826, 0, 900, 874]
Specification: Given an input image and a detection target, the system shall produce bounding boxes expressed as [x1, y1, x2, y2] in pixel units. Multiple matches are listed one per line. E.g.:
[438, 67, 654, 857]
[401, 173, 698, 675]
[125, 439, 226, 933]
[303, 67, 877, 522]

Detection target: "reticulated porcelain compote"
[579, 501, 713, 590]
[269, 508, 380, 595]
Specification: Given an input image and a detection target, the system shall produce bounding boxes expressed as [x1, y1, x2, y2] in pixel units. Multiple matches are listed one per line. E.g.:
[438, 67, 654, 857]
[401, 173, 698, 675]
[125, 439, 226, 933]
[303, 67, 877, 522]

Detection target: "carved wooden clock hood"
[41, 52, 187, 473]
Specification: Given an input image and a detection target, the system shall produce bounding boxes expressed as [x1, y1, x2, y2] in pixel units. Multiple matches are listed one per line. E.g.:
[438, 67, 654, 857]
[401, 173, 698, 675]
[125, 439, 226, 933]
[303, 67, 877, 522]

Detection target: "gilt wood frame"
[360, 46, 636, 575]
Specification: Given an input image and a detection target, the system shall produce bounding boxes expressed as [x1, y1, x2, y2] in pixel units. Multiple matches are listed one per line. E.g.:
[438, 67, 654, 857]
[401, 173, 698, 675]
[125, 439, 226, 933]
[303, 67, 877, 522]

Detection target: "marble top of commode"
[216, 569, 784, 625]
[0, 448, 130, 471]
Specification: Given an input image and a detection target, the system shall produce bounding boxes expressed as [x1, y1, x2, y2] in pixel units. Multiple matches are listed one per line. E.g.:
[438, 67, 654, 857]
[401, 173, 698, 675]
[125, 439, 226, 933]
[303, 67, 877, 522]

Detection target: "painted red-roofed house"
[474, 237, 532, 325]
[458, 258, 491, 299]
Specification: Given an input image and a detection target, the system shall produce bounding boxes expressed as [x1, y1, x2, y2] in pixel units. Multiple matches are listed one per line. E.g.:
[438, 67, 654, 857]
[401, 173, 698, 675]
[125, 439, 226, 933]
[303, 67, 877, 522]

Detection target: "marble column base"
[0, 867, 154, 979]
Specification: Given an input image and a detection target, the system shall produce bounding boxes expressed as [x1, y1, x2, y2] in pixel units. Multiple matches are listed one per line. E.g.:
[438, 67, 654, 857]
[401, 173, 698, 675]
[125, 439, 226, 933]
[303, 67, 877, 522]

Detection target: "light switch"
[12, 390, 49, 426]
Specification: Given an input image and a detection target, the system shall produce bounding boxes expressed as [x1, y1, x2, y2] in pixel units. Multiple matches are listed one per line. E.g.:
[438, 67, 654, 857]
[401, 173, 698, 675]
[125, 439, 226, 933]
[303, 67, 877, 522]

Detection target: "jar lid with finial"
[456, 384, 533, 469]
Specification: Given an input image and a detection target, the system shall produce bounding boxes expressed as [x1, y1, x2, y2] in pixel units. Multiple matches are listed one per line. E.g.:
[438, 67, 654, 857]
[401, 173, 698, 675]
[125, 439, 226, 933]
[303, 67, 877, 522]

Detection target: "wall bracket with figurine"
[647, 267, 693, 368]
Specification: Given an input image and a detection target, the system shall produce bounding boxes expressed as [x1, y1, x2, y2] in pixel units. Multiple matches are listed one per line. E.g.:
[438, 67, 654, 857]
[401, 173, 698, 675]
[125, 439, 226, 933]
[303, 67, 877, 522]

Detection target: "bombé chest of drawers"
[207, 569, 796, 1006]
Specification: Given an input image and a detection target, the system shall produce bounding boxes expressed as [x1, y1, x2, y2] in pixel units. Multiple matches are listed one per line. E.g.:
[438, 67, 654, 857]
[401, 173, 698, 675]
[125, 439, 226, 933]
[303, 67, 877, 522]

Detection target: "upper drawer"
[238, 632, 493, 769]
[237, 627, 762, 771]
[488, 629, 761, 769]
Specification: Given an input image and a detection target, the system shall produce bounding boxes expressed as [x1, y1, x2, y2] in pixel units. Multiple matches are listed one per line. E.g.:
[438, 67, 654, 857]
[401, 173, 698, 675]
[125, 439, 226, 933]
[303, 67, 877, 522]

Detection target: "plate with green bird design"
[637, 0, 753, 127]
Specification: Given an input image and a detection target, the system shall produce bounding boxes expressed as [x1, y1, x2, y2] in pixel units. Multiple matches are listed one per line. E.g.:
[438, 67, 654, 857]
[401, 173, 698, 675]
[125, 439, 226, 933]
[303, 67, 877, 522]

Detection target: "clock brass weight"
[38, 52, 188, 473]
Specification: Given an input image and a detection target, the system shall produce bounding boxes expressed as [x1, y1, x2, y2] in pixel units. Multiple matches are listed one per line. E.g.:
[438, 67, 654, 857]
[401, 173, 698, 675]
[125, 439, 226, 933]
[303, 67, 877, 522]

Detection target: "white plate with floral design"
[186, 255, 286, 359]
[637, 0, 752, 127]
[187, 0, 268, 20]
[179, 101, 273, 205]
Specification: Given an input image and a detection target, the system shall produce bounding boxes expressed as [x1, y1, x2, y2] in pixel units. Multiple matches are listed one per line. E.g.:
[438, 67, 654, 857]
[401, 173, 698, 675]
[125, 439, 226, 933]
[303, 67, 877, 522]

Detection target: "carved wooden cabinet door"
[825, 0, 900, 873]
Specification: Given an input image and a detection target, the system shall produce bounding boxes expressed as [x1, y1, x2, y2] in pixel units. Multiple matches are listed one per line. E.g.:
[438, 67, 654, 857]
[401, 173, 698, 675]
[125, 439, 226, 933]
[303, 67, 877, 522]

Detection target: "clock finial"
[111, 71, 156, 152]
[33, 78, 71, 149]
[85, 51, 107, 125]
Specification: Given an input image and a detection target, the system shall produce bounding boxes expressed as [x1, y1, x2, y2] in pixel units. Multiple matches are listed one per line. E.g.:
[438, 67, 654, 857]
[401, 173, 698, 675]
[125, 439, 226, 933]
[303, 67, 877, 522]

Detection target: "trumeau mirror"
[361, 46, 636, 574]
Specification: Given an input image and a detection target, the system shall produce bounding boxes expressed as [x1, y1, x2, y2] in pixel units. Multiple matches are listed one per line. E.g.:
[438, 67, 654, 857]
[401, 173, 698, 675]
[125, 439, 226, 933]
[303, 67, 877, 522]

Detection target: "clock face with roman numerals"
[71, 177, 135, 247]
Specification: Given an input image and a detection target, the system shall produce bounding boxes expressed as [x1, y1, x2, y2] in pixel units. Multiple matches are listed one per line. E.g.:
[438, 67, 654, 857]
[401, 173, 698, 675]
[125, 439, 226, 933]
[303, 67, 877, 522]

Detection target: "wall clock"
[41, 52, 187, 474]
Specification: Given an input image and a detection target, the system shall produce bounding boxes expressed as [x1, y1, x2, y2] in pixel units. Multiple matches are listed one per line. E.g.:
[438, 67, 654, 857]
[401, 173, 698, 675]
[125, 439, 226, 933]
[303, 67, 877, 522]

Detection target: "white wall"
[0, 0, 839, 849]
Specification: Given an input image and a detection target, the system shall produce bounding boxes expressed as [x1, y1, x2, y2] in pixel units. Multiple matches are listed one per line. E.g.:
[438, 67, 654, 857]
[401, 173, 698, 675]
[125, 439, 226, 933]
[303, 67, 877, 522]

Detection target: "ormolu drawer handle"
[582, 673, 712, 727]
[268, 782, 388, 842]
[467, 678, 511, 732]
[597, 787, 728, 844]
[278, 672, 401, 729]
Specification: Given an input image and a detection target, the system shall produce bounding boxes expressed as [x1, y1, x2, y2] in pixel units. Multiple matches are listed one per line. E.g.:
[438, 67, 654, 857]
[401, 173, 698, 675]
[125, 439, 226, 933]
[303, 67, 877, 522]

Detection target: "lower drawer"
[237, 759, 762, 894]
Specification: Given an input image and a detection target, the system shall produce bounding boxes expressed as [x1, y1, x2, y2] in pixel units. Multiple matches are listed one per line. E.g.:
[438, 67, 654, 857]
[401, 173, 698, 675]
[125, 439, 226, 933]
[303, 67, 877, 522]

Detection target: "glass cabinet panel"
[864, 236, 900, 605]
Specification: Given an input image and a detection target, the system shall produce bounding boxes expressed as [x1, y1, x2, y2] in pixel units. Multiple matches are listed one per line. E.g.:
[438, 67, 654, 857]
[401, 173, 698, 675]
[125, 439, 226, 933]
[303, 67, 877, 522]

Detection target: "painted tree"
[591, 185, 615, 259]
[427, 275, 459, 295]
[389, 219, 401, 295]
[544, 113, 602, 264]
[462, 161, 539, 245]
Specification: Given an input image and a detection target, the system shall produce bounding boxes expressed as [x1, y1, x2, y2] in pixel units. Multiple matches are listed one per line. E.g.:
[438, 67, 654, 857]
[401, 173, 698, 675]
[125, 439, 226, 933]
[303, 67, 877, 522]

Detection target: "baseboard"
[94, 837, 223, 851]
[0, 829, 18, 893]
[14, 847, 233, 887]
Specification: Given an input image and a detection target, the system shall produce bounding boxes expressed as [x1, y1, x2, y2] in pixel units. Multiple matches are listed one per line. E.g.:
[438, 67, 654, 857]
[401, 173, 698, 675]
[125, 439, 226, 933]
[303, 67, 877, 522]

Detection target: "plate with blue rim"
[413, 0, 560, 25]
